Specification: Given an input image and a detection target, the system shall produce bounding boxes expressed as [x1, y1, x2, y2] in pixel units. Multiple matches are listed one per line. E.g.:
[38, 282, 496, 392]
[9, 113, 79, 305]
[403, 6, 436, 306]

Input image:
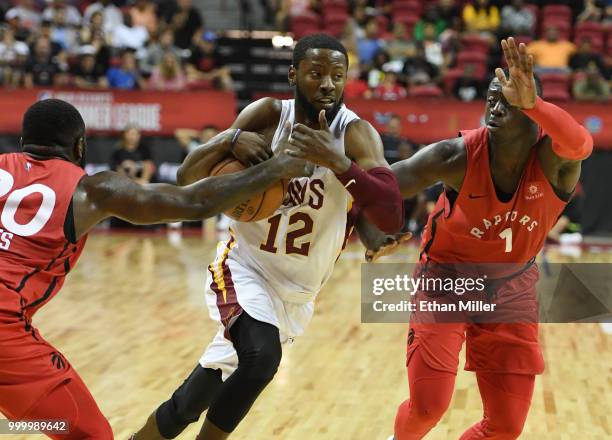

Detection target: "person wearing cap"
[5, 0, 41, 31]
[42, 0, 81, 28]
[186, 30, 233, 90]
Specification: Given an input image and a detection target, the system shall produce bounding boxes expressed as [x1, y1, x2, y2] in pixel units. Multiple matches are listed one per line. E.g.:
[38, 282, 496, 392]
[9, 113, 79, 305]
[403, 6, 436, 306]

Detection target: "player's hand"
[232, 130, 272, 166]
[275, 122, 315, 178]
[496, 37, 537, 109]
[288, 110, 352, 174]
[364, 231, 412, 262]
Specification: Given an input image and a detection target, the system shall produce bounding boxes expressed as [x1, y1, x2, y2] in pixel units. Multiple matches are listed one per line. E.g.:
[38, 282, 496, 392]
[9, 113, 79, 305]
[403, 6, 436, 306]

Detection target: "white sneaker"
[386, 436, 395, 440]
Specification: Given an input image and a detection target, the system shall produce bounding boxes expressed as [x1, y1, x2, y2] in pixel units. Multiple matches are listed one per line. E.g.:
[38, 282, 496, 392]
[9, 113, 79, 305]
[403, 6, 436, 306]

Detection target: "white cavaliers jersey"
[227, 100, 359, 301]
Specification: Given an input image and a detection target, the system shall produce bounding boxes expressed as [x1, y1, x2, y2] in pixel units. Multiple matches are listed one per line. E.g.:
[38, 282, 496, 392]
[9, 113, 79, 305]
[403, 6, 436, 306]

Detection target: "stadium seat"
[393, 13, 419, 36]
[375, 14, 390, 35]
[524, 4, 539, 33]
[541, 4, 572, 23]
[321, 2, 348, 18]
[409, 84, 444, 97]
[574, 23, 605, 53]
[323, 13, 349, 37]
[540, 19, 572, 41]
[456, 52, 488, 80]
[540, 73, 571, 101]
[392, 0, 423, 16]
[291, 14, 321, 40]
[443, 68, 464, 94]
[460, 35, 490, 56]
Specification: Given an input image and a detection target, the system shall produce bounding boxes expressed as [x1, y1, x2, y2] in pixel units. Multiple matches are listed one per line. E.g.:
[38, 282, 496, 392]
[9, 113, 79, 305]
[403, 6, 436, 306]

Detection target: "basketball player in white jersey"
[133, 34, 404, 440]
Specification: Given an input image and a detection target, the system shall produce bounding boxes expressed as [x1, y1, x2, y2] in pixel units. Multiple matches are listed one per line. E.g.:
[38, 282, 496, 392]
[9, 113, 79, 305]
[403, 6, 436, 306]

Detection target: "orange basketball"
[210, 157, 287, 222]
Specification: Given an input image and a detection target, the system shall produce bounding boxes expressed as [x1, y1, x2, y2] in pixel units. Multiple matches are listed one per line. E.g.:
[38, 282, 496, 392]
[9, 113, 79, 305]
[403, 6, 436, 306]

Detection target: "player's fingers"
[527, 53, 534, 78]
[293, 123, 314, 135]
[285, 148, 306, 158]
[279, 121, 292, 144]
[518, 42, 528, 72]
[319, 110, 329, 131]
[501, 39, 513, 68]
[508, 37, 520, 64]
[397, 232, 412, 243]
[495, 68, 509, 86]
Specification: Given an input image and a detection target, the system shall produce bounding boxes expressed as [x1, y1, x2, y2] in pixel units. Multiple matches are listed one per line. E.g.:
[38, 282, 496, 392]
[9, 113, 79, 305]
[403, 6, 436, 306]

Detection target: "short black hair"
[292, 33, 348, 68]
[22, 99, 85, 149]
[492, 68, 543, 97]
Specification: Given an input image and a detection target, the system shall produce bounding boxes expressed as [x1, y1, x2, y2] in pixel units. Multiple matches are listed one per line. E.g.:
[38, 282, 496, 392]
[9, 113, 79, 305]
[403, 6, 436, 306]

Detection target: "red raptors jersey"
[0, 152, 87, 317]
[420, 126, 566, 265]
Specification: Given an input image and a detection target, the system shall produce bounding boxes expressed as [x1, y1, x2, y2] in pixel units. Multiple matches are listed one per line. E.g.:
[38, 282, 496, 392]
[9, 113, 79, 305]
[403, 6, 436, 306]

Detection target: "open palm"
[495, 37, 537, 109]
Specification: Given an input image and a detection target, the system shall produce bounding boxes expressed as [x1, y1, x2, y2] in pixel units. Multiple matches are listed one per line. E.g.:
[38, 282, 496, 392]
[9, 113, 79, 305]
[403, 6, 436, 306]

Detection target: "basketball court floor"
[3, 228, 611, 439]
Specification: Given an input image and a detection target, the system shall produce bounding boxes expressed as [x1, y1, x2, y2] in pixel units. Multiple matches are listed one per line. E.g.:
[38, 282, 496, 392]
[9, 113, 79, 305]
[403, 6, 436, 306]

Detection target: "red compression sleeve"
[335, 162, 404, 234]
[522, 96, 593, 160]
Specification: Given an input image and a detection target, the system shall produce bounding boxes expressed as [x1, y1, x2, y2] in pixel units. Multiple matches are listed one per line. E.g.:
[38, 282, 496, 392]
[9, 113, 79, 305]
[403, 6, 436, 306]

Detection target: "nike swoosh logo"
[344, 179, 356, 188]
[468, 194, 487, 199]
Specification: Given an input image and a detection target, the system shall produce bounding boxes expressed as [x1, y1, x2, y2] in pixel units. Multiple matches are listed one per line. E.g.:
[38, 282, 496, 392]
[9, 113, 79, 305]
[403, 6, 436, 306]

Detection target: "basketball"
[210, 157, 287, 222]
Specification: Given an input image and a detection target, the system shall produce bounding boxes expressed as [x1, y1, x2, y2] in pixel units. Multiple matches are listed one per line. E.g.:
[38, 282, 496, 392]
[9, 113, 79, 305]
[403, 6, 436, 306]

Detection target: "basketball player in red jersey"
[364, 38, 594, 439]
[0, 98, 312, 439]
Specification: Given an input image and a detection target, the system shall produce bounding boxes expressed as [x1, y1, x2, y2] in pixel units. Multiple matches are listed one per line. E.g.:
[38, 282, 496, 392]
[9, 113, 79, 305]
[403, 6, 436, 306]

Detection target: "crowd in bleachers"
[0, 0, 233, 91]
[278, 0, 611, 102]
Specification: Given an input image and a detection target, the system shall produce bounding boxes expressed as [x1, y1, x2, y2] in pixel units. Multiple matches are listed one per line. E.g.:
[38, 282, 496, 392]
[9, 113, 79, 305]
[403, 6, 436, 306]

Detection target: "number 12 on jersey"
[260, 212, 314, 256]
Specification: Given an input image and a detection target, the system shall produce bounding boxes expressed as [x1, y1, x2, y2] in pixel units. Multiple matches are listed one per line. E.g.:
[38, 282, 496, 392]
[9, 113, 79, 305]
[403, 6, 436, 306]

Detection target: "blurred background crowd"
[0, 0, 610, 241]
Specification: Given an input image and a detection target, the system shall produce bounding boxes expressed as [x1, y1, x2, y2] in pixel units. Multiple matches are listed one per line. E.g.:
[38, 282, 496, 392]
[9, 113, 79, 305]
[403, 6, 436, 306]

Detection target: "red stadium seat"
[409, 84, 444, 97]
[540, 73, 571, 101]
[456, 52, 488, 80]
[524, 4, 539, 32]
[540, 19, 572, 41]
[514, 35, 533, 46]
[392, 0, 423, 16]
[291, 14, 321, 40]
[541, 5, 572, 22]
[375, 14, 390, 35]
[323, 13, 349, 37]
[393, 13, 419, 35]
[321, 0, 348, 8]
[460, 35, 490, 55]
[574, 23, 605, 52]
[321, 3, 348, 18]
[443, 68, 464, 94]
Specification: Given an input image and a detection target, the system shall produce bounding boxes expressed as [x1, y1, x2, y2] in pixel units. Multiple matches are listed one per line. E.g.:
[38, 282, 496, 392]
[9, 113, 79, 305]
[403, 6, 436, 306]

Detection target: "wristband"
[230, 129, 242, 150]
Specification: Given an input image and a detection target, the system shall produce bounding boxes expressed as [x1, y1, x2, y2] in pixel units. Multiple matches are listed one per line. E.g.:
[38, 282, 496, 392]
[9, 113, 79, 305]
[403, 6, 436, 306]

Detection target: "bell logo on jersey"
[470, 210, 539, 239]
[525, 182, 544, 200]
[283, 178, 325, 210]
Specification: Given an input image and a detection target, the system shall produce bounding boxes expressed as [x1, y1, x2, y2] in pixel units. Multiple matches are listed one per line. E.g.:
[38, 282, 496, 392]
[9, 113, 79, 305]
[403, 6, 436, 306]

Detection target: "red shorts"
[0, 287, 110, 436]
[407, 264, 544, 375]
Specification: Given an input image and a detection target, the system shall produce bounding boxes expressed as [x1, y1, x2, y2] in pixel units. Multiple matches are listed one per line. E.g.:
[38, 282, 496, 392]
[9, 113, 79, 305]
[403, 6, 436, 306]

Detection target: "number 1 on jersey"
[499, 228, 513, 253]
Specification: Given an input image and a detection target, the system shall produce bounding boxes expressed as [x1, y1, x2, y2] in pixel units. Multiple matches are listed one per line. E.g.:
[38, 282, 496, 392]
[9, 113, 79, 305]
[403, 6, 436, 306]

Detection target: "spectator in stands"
[374, 71, 407, 100]
[24, 36, 64, 87]
[109, 124, 156, 229]
[165, 0, 204, 50]
[186, 30, 233, 90]
[79, 10, 104, 43]
[339, 21, 359, 68]
[422, 23, 444, 68]
[367, 49, 390, 88]
[0, 25, 29, 86]
[43, 0, 81, 28]
[357, 17, 382, 66]
[275, 0, 319, 33]
[149, 50, 187, 91]
[415, 5, 446, 42]
[603, 5, 612, 26]
[384, 22, 418, 67]
[83, 0, 123, 34]
[452, 63, 484, 102]
[527, 25, 575, 73]
[130, 0, 158, 36]
[111, 124, 155, 185]
[380, 114, 416, 165]
[573, 63, 610, 101]
[139, 28, 183, 77]
[5, 0, 41, 32]
[50, 8, 78, 54]
[577, 0, 603, 23]
[500, 0, 534, 37]
[174, 124, 220, 157]
[70, 45, 108, 89]
[569, 39, 609, 79]
[110, 12, 149, 50]
[4, 8, 31, 42]
[31, 20, 63, 57]
[401, 42, 439, 87]
[88, 31, 111, 77]
[462, 0, 500, 41]
[107, 48, 144, 89]
[344, 64, 371, 99]
[437, 0, 461, 28]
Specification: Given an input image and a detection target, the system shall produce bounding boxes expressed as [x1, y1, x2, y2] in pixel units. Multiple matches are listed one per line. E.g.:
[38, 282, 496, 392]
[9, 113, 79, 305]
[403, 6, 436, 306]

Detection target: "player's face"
[291, 48, 347, 123]
[484, 79, 526, 132]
